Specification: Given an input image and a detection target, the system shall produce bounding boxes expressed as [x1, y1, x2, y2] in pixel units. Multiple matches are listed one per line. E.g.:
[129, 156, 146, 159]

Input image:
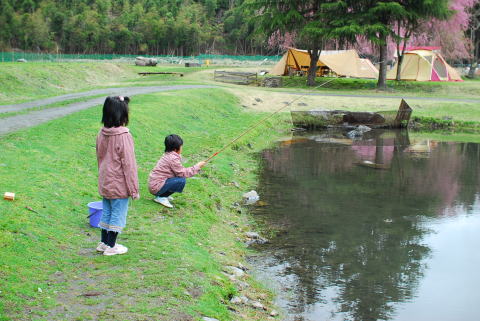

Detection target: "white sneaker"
[96, 242, 108, 252]
[154, 196, 173, 208]
[167, 196, 174, 201]
[103, 244, 128, 256]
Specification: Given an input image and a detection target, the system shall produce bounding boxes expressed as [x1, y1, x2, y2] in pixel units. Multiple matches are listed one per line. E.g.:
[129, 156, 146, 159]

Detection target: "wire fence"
[0, 52, 281, 65]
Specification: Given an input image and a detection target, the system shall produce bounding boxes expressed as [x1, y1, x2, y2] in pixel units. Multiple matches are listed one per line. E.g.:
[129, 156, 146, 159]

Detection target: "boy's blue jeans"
[99, 198, 129, 233]
[156, 177, 186, 197]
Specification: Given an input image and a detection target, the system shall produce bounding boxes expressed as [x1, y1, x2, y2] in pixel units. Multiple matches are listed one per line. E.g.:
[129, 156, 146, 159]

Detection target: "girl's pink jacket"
[148, 151, 200, 195]
[96, 126, 139, 199]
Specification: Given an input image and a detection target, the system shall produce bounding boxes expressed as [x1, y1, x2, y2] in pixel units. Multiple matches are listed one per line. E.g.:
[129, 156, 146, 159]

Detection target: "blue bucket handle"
[87, 209, 102, 219]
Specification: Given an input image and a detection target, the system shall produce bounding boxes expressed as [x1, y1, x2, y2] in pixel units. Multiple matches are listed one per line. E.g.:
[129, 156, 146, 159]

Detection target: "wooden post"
[393, 99, 413, 127]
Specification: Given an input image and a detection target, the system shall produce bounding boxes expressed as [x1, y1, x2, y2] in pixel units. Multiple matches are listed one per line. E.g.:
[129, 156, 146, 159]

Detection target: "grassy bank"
[410, 116, 480, 132]
[278, 76, 480, 99]
[2, 61, 480, 132]
[0, 89, 290, 320]
[0, 63, 135, 104]
[0, 62, 207, 105]
[2, 62, 478, 106]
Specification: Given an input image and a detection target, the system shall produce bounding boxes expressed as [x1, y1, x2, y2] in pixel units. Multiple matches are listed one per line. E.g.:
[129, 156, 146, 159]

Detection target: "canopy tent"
[387, 48, 463, 82]
[270, 48, 378, 79]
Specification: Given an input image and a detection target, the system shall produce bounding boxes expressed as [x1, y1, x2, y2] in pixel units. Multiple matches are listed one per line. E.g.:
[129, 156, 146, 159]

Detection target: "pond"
[249, 129, 480, 321]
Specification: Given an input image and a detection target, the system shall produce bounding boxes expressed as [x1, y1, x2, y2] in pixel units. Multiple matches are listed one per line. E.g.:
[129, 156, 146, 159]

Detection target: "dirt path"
[0, 85, 216, 135]
[0, 85, 217, 113]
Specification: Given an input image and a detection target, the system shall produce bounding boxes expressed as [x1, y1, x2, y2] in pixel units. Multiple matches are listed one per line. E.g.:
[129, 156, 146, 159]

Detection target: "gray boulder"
[245, 231, 260, 239]
[347, 125, 372, 139]
[357, 125, 372, 133]
[243, 190, 259, 205]
[230, 295, 249, 304]
[224, 266, 245, 277]
[245, 231, 269, 246]
[135, 56, 157, 66]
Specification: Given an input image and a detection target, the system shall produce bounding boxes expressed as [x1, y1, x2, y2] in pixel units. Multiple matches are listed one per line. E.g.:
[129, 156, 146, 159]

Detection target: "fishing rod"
[205, 78, 336, 163]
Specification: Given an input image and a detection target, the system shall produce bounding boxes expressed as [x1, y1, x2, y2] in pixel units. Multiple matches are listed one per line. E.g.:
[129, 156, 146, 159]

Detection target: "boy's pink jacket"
[148, 152, 200, 195]
[96, 127, 139, 199]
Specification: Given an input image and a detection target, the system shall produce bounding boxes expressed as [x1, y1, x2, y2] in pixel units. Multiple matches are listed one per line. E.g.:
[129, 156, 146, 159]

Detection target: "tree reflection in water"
[252, 130, 480, 321]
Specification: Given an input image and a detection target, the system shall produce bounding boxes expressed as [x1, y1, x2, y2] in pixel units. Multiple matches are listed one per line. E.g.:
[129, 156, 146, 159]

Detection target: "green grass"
[0, 63, 207, 105]
[1, 61, 479, 132]
[410, 116, 480, 132]
[0, 61, 478, 320]
[277, 76, 480, 99]
[410, 101, 480, 121]
[0, 62, 139, 105]
[1, 61, 478, 106]
[0, 89, 290, 320]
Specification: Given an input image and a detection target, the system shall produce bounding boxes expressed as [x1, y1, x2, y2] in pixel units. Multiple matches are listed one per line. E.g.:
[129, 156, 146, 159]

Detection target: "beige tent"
[270, 48, 378, 79]
[387, 48, 463, 82]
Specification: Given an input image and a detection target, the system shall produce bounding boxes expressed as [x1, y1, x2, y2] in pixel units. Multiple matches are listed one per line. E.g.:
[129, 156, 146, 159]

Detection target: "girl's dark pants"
[156, 177, 186, 197]
[101, 229, 118, 247]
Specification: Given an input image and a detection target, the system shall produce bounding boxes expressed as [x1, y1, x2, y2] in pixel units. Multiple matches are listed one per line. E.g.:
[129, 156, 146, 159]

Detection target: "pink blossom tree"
[267, 30, 296, 55]
[355, 0, 476, 81]
[409, 0, 476, 61]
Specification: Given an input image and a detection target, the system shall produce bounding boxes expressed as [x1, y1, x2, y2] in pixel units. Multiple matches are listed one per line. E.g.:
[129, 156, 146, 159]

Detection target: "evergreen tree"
[250, 0, 335, 86]
[354, 1, 410, 90]
[0, 0, 474, 65]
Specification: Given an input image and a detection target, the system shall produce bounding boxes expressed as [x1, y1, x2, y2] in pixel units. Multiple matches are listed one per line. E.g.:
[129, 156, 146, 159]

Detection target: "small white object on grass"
[3, 192, 15, 201]
[242, 190, 259, 205]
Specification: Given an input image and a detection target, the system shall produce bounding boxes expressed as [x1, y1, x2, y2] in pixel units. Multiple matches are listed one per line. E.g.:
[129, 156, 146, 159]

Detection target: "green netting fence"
[0, 52, 281, 64]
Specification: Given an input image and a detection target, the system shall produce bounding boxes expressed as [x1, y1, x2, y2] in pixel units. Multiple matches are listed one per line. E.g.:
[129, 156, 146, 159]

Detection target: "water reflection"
[251, 130, 480, 321]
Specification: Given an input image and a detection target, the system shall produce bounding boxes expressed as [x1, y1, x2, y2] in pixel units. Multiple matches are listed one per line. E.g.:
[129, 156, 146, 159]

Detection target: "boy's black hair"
[102, 96, 130, 128]
[165, 134, 183, 152]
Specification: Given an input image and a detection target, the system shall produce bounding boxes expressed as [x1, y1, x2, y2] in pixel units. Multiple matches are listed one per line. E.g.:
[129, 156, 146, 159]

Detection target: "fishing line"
[205, 78, 336, 162]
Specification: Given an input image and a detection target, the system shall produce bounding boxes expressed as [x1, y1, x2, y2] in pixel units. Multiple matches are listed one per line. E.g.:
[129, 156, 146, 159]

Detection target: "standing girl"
[96, 96, 139, 256]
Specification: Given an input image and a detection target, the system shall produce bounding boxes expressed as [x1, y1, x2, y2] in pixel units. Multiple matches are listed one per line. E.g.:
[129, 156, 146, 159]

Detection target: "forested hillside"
[0, 0, 267, 55]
